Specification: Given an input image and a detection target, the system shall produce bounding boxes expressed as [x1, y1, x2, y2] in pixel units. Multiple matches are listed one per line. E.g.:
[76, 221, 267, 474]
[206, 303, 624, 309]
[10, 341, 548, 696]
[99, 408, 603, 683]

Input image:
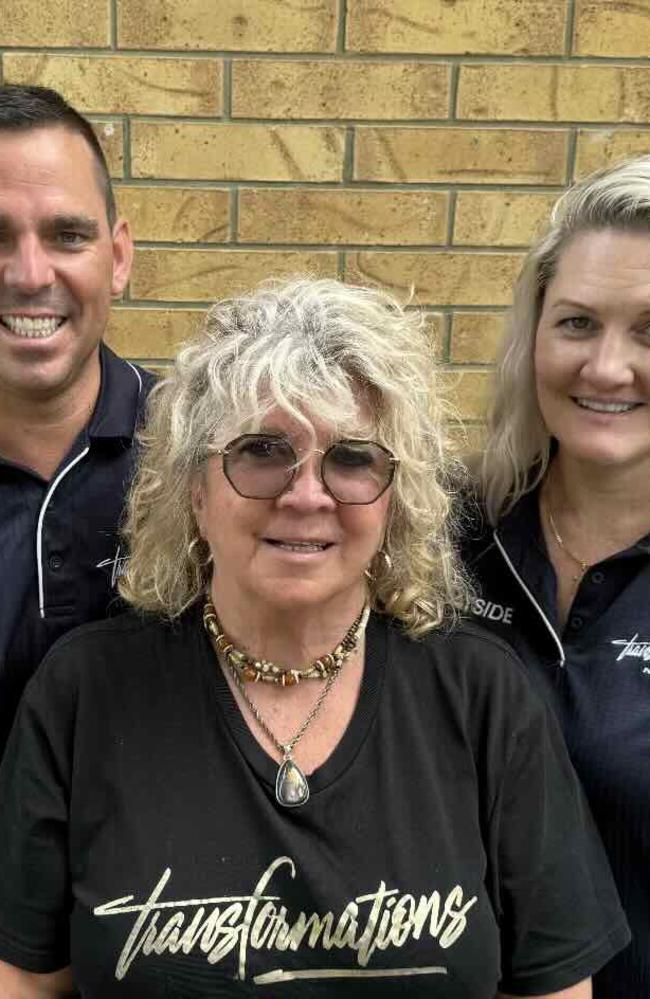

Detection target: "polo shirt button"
[570, 615, 583, 630]
[48, 554, 63, 571]
[591, 570, 605, 584]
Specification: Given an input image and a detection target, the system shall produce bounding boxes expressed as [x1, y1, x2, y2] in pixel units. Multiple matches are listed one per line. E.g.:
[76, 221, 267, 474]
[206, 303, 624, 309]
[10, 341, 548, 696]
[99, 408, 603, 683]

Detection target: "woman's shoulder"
[30, 604, 201, 695]
[385, 612, 539, 704]
[46, 606, 179, 654]
[424, 617, 533, 691]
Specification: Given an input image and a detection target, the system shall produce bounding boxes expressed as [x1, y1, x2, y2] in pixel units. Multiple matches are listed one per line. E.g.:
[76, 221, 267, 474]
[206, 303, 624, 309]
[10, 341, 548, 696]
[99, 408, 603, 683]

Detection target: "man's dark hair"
[0, 84, 116, 227]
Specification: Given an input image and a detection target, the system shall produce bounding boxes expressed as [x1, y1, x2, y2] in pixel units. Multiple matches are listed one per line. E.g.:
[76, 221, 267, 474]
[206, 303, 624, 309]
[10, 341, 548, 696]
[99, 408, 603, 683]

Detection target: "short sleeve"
[0, 657, 74, 973]
[491, 684, 631, 995]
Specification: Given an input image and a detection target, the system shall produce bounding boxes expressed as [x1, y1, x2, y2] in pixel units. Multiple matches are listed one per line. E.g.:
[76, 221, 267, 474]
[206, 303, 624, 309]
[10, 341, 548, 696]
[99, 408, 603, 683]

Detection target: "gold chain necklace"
[545, 504, 591, 585]
[203, 601, 370, 807]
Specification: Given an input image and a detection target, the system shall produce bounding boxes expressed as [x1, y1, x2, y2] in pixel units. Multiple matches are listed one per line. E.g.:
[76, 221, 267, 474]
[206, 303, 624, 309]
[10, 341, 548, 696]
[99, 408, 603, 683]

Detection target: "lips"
[264, 538, 333, 552]
[1, 314, 66, 339]
[574, 397, 642, 414]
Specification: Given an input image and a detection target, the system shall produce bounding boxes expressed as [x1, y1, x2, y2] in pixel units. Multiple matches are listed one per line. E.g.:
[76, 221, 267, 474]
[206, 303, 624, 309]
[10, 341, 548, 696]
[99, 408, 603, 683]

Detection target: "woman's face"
[535, 228, 650, 473]
[191, 406, 392, 619]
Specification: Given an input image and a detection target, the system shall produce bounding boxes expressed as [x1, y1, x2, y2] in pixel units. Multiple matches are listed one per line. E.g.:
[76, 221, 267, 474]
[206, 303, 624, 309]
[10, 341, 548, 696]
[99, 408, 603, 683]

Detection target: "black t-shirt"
[0, 606, 629, 997]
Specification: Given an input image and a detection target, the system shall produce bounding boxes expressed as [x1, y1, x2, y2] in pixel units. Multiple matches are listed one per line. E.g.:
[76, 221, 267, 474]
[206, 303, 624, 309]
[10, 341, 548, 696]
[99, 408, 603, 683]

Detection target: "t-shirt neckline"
[194, 605, 387, 800]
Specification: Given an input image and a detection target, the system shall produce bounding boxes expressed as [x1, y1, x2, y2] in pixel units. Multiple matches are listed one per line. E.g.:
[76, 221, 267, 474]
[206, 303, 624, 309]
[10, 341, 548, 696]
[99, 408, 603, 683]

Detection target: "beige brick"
[116, 187, 230, 243]
[440, 369, 492, 421]
[131, 122, 344, 182]
[2, 0, 109, 46]
[91, 120, 124, 179]
[449, 312, 507, 363]
[238, 190, 448, 245]
[355, 128, 567, 184]
[422, 312, 445, 361]
[346, 0, 566, 55]
[574, 129, 650, 178]
[118, 0, 337, 51]
[232, 60, 449, 120]
[345, 251, 523, 306]
[131, 248, 338, 301]
[458, 64, 650, 124]
[106, 308, 205, 358]
[454, 192, 556, 246]
[574, 0, 650, 57]
[4, 54, 221, 116]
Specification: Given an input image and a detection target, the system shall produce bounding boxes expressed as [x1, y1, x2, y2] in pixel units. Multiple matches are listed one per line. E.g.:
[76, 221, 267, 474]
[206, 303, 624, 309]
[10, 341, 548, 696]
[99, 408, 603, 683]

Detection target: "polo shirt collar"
[498, 483, 650, 559]
[88, 342, 145, 442]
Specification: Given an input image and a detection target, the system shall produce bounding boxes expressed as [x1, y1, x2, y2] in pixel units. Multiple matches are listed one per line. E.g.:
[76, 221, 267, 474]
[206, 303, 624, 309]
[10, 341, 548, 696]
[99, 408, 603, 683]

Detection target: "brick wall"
[3, 0, 650, 433]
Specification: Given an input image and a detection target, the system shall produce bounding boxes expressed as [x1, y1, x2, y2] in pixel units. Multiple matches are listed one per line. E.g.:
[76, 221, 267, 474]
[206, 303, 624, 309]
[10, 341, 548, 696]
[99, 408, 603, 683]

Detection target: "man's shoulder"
[125, 358, 158, 397]
[101, 345, 157, 399]
[90, 345, 157, 440]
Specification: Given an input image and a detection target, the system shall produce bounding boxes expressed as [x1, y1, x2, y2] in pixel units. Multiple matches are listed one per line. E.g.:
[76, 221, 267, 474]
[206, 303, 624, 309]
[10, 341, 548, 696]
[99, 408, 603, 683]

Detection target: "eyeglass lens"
[223, 435, 394, 503]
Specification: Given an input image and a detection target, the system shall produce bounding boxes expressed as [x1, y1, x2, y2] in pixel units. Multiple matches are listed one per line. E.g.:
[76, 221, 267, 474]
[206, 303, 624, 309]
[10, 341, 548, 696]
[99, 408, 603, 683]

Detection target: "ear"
[110, 217, 134, 297]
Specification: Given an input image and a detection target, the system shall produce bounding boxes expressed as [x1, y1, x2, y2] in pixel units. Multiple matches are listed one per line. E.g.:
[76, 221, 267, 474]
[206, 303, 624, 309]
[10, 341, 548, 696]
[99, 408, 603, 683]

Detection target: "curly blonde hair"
[479, 154, 650, 523]
[120, 277, 470, 635]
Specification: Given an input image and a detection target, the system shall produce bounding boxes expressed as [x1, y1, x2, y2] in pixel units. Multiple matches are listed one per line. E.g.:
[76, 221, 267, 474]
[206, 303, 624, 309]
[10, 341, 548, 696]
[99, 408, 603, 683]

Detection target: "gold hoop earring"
[379, 550, 392, 571]
[365, 549, 392, 581]
[188, 535, 213, 566]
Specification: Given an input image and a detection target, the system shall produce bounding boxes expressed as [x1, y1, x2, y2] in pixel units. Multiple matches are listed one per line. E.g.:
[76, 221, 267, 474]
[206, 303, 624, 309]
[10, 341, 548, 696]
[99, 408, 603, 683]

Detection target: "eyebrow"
[550, 296, 650, 318]
[0, 213, 100, 238]
[47, 214, 100, 238]
[548, 298, 594, 311]
[253, 427, 291, 438]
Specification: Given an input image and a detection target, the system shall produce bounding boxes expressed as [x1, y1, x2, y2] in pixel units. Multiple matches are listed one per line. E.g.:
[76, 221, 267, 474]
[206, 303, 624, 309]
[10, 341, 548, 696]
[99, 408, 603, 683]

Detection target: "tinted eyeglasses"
[215, 434, 398, 505]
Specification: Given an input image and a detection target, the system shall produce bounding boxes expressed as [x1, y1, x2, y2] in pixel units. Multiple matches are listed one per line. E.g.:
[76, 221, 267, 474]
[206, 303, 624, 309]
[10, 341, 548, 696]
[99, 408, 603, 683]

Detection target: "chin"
[260, 587, 332, 610]
[254, 578, 362, 615]
[560, 438, 647, 469]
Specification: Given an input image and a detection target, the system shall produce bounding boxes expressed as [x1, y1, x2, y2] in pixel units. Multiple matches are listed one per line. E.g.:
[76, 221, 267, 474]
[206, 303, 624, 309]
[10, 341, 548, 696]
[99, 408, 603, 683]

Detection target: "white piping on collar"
[493, 528, 566, 667]
[37, 447, 90, 619]
[36, 358, 143, 619]
[125, 359, 143, 396]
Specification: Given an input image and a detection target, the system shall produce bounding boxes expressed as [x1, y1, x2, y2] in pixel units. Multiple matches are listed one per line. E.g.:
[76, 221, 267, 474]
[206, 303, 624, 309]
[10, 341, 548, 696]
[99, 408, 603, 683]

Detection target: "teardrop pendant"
[275, 757, 309, 808]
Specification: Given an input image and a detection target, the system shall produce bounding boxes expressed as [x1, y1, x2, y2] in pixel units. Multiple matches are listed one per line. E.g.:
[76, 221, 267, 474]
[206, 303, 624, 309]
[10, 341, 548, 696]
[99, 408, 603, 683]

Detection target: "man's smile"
[0, 314, 66, 339]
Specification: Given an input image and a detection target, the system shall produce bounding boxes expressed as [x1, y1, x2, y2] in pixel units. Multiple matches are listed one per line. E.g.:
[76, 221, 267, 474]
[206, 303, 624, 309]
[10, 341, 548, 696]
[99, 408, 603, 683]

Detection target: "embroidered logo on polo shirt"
[471, 598, 514, 625]
[611, 634, 650, 674]
[96, 544, 130, 588]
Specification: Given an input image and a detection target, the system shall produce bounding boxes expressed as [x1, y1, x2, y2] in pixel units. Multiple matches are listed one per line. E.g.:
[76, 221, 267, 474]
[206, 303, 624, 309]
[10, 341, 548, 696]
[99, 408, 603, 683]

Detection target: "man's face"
[0, 125, 132, 403]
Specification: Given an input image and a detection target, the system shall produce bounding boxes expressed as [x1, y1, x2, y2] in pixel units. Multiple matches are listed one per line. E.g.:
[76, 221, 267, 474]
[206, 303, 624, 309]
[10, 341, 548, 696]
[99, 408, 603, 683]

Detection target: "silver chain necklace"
[211, 604, 370, 808]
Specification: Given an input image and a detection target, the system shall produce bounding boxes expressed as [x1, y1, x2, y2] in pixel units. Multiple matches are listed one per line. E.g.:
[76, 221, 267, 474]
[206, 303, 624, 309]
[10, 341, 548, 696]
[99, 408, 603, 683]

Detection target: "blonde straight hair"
[479, 155, 650, 524]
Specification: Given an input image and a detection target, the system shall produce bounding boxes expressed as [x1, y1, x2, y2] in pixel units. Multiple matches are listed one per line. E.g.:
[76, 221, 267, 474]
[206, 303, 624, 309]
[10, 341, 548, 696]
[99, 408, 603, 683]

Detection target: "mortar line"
[337, 0, 347, 54]
[565, 0, 578, 57]
[110, 0, 118, 49]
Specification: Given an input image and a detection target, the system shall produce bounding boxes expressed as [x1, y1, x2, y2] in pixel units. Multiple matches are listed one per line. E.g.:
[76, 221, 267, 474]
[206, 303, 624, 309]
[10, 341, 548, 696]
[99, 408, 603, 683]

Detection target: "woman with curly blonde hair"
[0, 277, 628, 998]
[463, 156, 650, 998]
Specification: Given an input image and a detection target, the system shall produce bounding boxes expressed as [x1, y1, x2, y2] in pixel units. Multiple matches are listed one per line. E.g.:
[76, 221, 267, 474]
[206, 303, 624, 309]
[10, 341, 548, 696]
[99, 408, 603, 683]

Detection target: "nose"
[580, 329, 635, 388]
[3, 234, 55, 293]
[275, 453, 337, 511]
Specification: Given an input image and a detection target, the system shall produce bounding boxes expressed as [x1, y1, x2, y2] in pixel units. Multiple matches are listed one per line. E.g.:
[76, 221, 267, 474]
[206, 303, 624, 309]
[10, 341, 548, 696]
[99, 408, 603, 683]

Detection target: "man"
[0, 85, 155, 758]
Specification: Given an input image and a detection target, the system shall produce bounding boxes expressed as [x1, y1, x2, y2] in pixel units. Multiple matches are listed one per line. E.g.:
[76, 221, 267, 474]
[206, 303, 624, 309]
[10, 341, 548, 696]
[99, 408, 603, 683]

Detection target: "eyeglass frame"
[212, 433, 399, 505]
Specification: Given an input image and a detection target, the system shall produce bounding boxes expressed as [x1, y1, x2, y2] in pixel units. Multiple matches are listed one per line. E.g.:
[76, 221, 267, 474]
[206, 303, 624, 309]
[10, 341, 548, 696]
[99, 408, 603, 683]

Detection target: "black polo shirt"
[461, 488, 650, 999]
[0, 343, 155, 759]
